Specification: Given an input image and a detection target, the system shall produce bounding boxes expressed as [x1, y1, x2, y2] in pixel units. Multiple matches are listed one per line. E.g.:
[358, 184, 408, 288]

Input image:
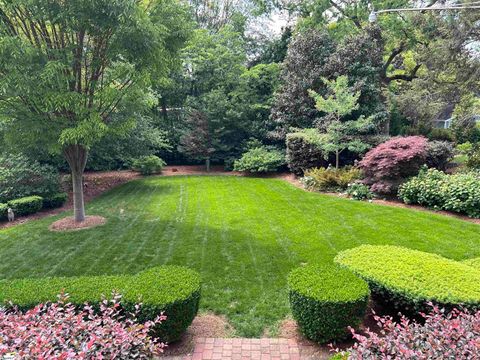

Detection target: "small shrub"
[0, 293, 165, 359]
[7, 196, 43, 216]
[234, 146, 285, 173]
[132, 155, 166, 175]
[0, 154, 60, 203]
[425, 140, 454, 170]
[335, 245, 480, 313]
[345, 183, 373, 201]
[358, 136, 428, 194]
[288, 265, 370, 343]
[301, 167, 361, 192]
[427, 128, 455, 142]
[466, 143, 480, 169]
[398, 168, 480, 218]
[337, 305, 480, 359]
[0, 265, 201, 343]
[286, 130, 326, 175]
[43, 192, 68, 209]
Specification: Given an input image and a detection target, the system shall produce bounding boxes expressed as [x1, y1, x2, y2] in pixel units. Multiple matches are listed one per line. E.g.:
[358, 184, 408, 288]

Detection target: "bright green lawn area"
[1, 176, 480, 336]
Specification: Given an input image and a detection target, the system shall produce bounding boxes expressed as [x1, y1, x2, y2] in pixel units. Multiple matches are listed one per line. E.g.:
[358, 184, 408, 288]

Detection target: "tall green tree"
[0, 0, 190, 222]
[309, 76, 375, 169]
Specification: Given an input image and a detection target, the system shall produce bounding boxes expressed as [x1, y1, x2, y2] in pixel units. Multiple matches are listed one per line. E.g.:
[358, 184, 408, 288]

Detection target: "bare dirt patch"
[162, 313, 234, 356]
[49, 215, 106, 232]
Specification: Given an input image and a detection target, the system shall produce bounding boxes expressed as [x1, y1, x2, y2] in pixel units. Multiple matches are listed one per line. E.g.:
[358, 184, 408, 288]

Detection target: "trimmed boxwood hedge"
[335, 245, 480, 313]
[7, 195, 43, 216]
[43, 192, 68, 209]
[463, 257, 480, 270]
[288, 265, 370, 343]
[0, 265, 201, 343]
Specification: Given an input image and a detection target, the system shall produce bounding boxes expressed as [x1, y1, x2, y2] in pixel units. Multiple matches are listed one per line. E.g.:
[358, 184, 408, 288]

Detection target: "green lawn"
[1, 176, 480, 336]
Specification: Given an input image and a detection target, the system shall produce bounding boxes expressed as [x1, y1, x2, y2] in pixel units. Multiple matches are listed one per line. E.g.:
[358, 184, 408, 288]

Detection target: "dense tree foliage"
[1, 0, 478, 198]
[0, 0, 190, 221]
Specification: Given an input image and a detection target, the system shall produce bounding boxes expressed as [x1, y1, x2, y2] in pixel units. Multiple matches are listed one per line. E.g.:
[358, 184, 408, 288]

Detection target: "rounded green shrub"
[7, 195, 43, 216]
[288, 265, 370, 343]
[131, 155, 166, 175]
[0, 265, 201, 343]
[335, 245, 480, 313]
[233, 146, 285, 173]
[43, 192, 68, 209]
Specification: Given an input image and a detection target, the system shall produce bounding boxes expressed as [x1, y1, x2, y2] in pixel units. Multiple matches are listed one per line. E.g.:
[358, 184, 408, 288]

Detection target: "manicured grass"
[1, 176, 480, 336]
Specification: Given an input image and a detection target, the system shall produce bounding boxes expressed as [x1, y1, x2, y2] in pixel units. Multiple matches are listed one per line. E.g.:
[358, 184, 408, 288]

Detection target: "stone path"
[164, 337, 329, 360]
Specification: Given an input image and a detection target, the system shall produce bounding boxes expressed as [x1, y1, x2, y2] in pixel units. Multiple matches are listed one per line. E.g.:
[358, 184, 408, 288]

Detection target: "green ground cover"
[1, 176, 480, 336]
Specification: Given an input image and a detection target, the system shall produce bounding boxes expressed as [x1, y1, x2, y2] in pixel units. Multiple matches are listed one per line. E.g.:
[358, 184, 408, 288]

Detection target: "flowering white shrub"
[0, 293, 166, 359]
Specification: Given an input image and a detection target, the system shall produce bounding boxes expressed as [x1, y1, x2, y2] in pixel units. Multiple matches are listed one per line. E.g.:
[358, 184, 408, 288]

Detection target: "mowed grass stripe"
[1, 175, 479, 336]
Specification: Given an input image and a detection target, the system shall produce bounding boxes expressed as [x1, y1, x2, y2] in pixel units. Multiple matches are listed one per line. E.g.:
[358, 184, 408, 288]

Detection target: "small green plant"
[131, 156, 166, 175]
[466, 143, 480, 169]
[43, 193, 68, 209]
[288, 264, 369, 343]
[7, 196, 43, 216]
[335, 245, 480, 313]
[233, 147, 285, 173]
[302, 166, 361, 192]
[0, 265, 201, 343]
[346, 183, 373, 201]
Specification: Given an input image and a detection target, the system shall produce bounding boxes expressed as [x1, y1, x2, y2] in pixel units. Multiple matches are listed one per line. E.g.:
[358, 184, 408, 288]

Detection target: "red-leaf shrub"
[0, 293, 166, 359]
[334, 304, 480, 359]
[358, 136, 428, 194]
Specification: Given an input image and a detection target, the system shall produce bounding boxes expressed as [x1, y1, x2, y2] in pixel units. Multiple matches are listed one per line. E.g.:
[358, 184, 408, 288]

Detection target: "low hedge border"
[0, 265, 201, 343]
[7, 195, 43, 216]
[335, 245, 480, 313]
[288, 264, 370, 343]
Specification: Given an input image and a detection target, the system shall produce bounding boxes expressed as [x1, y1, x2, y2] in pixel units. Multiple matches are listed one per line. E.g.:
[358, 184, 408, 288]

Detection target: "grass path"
[1, 176, 480, 336]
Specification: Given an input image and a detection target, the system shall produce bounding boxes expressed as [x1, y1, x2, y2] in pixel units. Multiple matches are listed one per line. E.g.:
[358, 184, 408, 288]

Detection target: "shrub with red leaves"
[333, 304, 480, 359]
[358, 136, 428, 194]
[0, 293, 166, 359]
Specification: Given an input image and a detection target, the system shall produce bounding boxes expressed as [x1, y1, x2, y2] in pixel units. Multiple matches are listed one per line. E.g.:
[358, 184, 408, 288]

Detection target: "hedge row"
[0, 265, 201, 343]
[0, 193, 67, 220]
[335, 245, 480, 313]
[288, 265, 369, 343]
[398, 168, 480, 218]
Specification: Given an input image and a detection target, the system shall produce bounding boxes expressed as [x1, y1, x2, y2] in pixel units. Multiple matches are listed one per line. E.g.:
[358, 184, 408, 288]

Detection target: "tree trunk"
[335, 150, 340, 170]
[205, 157, 210, 172]
[63, 145, 88, 223]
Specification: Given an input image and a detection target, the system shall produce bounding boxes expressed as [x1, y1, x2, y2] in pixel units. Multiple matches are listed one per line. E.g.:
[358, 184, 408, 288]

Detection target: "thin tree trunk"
[335, 150, 340, 170]
[63, 145, 88, 222]
[205, 157, 210, 172]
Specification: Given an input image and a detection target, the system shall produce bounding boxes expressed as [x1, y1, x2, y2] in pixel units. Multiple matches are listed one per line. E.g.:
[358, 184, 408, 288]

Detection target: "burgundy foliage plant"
[0, 293, 166, 359]
[358, 136, 428, 194]
[334, 304, 480, 359]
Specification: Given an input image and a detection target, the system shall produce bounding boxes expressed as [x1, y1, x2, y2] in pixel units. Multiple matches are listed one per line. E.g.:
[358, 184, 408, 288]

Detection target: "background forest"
[1, 0, 479, 172]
